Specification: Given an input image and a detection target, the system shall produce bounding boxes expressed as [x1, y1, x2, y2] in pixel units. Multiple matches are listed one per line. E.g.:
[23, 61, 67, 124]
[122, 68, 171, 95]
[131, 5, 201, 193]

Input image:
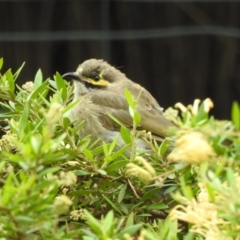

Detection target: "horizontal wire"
[0, 0, 238, 2]
[0, 26, 240, 42]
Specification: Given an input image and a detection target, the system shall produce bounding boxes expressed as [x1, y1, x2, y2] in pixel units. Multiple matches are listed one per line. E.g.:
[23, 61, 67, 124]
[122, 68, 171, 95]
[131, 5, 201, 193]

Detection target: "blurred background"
[0, 0, 240, 119]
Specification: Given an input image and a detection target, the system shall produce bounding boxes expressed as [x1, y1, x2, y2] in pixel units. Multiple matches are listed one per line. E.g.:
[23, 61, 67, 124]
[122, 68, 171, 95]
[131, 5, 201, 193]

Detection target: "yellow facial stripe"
[87, 78, 109, 86]
[87, 72, 108, 87]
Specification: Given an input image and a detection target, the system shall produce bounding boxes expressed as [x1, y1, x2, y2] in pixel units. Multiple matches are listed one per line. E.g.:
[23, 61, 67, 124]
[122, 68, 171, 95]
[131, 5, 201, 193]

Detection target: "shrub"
[0, 59, 240, 239]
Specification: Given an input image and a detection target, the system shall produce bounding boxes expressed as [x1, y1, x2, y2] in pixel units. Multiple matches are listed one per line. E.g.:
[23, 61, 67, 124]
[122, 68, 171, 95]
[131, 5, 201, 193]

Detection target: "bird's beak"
[62, 72, 81, 81]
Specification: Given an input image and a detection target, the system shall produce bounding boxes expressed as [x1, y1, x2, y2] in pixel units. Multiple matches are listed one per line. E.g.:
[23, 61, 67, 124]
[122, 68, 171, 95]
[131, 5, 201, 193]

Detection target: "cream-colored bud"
[54, 195, 72, 215]
[44, 103, 64, 125]
[163, 107, 179, 119]
[138, 230, 146, 240]
[63, 161, 80, 167]
[168, 132, 215, 164]
[135, 156, 156, 176]
[192, 99, 201, 115]
[126, 163, 153, 184]
[174, 102, 187, 113]
[62, 187, 69, 195]
[22, 81, 34, 93]
[70, 209, 87, 221]
[203, 98, 214, 113]
[59, 171, 77, 186]
[0, 131, 17, 152]
[123, 233, 132, 240]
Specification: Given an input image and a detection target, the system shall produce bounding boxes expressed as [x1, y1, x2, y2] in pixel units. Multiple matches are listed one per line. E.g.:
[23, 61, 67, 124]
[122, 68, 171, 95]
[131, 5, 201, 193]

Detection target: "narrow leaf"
[231, 101, 240, 130]
[55, 72, 67, 101]
[84, 210, 103, 235]
[5, 69, 15, 93]
[124, 88, 135, 108]
[133, 112, 141, 125]
[20, 104, 29, 131]
[14, 62, 25, 80]
[159, 139, 170, 156]
[34, 69, 43, 89]
[117, 184, 127, 203]
[0, 58, 3, 70]
[125, 211, 134, 227]
[105, 160, 129, 172]
[27, 80, 49, 102]
[102, 195, 122, 215]
[102, 211, 114, 233]
[120, 125, 131, 144]
[116, 224, 142, 238]
[147, 203, 168, 210]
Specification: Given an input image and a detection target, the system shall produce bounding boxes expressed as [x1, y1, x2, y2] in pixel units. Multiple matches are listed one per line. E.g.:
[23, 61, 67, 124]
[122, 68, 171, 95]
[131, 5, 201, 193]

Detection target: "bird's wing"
[88, 89, 174, 138]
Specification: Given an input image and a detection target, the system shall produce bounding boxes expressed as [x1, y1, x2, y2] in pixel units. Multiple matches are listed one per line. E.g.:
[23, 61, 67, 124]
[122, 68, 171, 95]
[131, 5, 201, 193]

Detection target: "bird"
[62, 59, 174, 153]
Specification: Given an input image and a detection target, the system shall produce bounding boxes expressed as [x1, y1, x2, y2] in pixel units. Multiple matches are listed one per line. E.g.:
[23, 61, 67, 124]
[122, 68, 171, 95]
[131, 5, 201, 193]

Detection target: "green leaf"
[205, 183, 215, 202]
[117, 184, 127, 203]
[102, 195, 122, 215]
[38, 167, 61, 178]
[63, 98, 81, 116]
[231, 101, 240, 130]
[133, 112, 141, 125]
[27, 80, 49, 102]
[159, 217, 178, 239]
[74, 170, 91, 176]
[141, 188, 163, 201]
[68, 189, 93, 197]
[108, 135, 119, 154]
[5, 69, 15, 93]
[184, 232, 197, 240]
[19, 103, 29, 131]
[108, 145, 129, 160]
[139, 230, 159, 240]
[97, 169, 107, 175]
[147, 203, 168, 210]
[30, 135, 41, 154]
[83, 149, 93, 161]
[84, 210, 104, 236]
[34, 69, 43, 89]
[195, 102, 208, 124]
[180, 177, 193, 199]
[49, 79, 57, 89]
[105, 160, 129, 172]
[226, 168, 236, 185]
[125, 211, 134, 227]
[129, 106, 135, 119]
[124, 88, 135, 108]
[164, 185, 178, 194]
[108, 113, 125, 128]
[0, 58, 3, 70]
[115, 223, 142, 239]
[0, 161, 6, 172]
[55, 72, 67, 101]
[103, 142, 109, 156]
[77, 137, 91, 151]
[120, 125, 131, 144]
[102, 211, 114, 233]
[159, 139, 170, 156]
[14, 62, 25, 81]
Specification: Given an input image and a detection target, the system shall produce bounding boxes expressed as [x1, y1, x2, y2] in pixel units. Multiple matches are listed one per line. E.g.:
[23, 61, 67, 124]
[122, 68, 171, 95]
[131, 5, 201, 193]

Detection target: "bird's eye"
[92, 75, 100, 81]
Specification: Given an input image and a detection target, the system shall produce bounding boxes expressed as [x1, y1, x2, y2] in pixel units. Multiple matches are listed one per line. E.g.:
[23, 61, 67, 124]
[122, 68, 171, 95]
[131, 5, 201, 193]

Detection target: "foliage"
[0, 58, 240, 239]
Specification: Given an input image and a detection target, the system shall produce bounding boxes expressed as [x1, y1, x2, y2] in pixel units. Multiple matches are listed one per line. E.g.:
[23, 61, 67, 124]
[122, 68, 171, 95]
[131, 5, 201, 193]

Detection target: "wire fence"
[0, 0, 238, 2]
[1, 26, 240, 42]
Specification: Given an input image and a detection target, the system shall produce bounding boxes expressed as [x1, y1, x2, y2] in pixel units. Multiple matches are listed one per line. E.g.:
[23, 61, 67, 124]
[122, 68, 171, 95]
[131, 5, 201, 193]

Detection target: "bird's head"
[62, 59, 126, 96]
